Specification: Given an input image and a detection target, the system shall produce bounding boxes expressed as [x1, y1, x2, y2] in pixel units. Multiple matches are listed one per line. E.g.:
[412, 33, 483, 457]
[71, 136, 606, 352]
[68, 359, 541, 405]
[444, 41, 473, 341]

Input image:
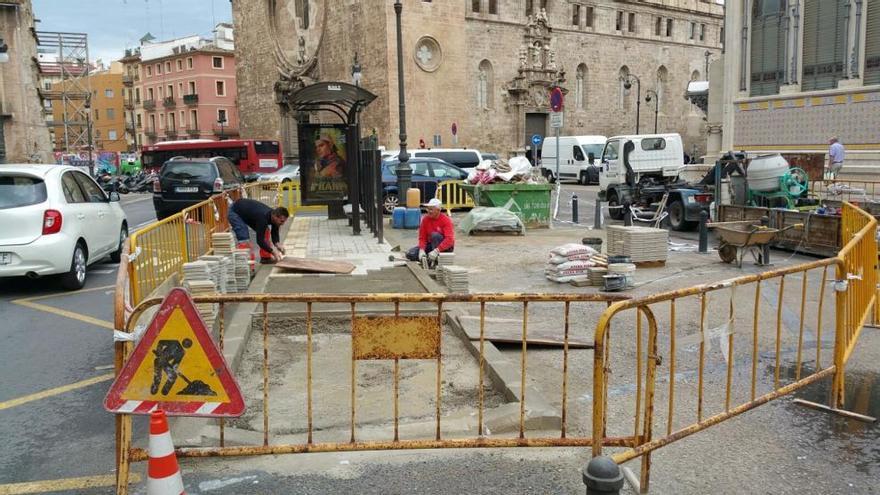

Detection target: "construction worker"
[228, 198, 290, 263]
[406, 198, 455, 265]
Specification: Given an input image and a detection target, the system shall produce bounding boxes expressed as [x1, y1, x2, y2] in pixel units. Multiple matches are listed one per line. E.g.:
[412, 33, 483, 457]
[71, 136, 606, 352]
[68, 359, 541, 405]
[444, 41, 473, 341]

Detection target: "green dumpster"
[460, 183, 553, 228]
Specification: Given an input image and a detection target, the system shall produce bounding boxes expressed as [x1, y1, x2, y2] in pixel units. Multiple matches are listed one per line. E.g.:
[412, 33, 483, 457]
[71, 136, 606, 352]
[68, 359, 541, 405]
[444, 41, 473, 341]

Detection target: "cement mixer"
[745, 154, 810, 209]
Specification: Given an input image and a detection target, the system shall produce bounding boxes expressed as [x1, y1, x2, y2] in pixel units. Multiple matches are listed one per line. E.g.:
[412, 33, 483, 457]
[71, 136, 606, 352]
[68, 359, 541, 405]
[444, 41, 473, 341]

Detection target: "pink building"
[128, 24, 239, 147]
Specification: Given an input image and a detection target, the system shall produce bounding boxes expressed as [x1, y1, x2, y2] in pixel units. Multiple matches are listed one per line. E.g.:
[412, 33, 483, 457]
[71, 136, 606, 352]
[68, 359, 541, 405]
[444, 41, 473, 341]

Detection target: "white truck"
[597, 133, 713, 230]
[539, 135, 606, 185]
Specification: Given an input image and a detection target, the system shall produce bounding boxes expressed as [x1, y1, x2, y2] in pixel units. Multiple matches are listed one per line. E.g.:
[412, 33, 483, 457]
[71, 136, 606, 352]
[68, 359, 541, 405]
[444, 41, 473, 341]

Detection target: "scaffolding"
[36, 31, 93, 170]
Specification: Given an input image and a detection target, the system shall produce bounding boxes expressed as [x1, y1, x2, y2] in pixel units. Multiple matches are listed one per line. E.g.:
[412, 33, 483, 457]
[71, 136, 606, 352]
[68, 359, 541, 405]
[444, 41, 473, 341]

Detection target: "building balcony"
[165, 128, 178, 138]
[124, 101, 134, 110]
[213, 126, 239, 137]
[125, 123, 135, 133]
[187, 127, 200, 136]
[163, 97, 176, 109]
[122, 75, 134, 86]
[143, 99, 156, 110]
[145, 127, 157, 138]
[183, 94, 199, 106]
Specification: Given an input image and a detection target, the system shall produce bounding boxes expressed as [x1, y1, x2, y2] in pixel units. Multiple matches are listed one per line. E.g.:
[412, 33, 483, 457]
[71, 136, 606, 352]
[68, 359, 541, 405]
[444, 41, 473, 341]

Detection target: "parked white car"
[257, 164, 300, 183]
[0, 165, 128, 290]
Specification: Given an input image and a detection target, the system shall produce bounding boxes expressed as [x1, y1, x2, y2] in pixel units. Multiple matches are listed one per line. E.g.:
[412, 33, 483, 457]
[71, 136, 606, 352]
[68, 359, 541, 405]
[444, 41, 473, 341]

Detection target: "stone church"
[233, 0, 723, 160]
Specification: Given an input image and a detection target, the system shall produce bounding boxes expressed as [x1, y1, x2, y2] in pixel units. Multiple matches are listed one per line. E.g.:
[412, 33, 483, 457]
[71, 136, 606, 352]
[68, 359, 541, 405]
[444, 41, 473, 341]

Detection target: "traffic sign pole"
[549, 87, 564, 222]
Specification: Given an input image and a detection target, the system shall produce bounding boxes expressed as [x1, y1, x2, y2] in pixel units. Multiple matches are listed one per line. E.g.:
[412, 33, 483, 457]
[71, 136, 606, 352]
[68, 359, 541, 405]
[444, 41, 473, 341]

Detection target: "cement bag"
[548, 253, 594, 264]
[458, 207, 525, 235]
[550, 243, 598, 258]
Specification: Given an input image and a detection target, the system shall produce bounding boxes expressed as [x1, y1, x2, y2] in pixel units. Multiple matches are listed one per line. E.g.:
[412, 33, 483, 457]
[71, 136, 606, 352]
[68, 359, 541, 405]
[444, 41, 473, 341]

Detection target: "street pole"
[622, 74, 641, 135]
[394, 0, 412, 197]
[645, 89, 659, 134]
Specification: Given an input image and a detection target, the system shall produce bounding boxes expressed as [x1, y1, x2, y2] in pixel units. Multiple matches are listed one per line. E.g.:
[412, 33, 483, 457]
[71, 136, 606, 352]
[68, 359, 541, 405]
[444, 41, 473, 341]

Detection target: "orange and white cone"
[147, 409, 185, 495]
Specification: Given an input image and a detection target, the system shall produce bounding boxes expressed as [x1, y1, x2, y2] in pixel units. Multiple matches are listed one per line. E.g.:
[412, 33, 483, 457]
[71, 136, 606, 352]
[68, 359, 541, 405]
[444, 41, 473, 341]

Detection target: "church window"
[628, 13, 636, 33]
[477, 60, 494, 110]
[472, 0, 480, 13]
[616, 11, 624, 31]
[489, 0, 497, 14]
[572, 4, 580, 26]
[866, 0, 880, 85]
[585, 6, 594, 27]
[802, 0, 848, 91]
[749, 0, 787, 96]
[576, 64, 587, 109]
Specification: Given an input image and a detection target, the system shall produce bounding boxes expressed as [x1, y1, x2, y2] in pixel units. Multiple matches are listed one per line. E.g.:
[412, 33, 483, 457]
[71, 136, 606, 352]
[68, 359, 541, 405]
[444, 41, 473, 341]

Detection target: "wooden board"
[456, 316, 592, 348]
[275, 257, 356, 274]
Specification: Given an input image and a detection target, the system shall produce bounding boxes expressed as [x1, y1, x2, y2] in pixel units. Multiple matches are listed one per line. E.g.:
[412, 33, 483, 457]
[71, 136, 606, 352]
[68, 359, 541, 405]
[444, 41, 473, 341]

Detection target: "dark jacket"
[231, 199, 279, 252]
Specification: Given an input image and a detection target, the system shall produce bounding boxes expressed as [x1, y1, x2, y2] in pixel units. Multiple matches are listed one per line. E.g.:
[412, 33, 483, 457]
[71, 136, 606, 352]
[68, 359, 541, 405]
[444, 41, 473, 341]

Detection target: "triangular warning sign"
[104, 288, 245, 417]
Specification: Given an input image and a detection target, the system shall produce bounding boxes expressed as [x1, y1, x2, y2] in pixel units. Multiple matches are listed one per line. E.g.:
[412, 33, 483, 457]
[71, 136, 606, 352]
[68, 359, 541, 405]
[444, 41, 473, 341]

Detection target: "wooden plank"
[275, 257, 355, 274]
[456, 315, 593, 349]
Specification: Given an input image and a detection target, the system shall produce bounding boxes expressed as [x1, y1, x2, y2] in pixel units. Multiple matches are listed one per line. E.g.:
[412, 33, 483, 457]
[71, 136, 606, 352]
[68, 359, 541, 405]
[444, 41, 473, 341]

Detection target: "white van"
[410, 148, 484, 173]
[539, 135, 606, 185]
[598, 133, 684, 192]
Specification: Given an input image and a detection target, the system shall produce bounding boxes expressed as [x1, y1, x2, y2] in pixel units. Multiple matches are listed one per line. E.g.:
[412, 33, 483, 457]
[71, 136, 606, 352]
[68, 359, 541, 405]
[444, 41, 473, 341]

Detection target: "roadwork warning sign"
[104, 288, 245, 417]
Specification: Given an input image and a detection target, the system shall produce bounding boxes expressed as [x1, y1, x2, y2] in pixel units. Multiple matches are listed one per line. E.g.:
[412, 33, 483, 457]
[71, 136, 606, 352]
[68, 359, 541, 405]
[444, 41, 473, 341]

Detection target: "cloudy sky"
[32, 0, 233, 64]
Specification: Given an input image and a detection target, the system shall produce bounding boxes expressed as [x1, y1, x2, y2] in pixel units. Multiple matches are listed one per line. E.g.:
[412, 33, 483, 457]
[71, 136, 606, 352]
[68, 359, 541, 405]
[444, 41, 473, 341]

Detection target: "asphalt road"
[0, 193, 156, 495]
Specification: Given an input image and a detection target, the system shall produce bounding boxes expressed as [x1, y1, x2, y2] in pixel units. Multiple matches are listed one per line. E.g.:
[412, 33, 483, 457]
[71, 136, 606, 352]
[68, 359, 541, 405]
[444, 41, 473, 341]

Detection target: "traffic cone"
[147, 409, 186, 495]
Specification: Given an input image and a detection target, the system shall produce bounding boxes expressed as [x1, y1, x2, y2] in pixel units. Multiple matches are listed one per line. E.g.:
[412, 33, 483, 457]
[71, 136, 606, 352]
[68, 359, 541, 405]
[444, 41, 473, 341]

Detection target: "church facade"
[233, 0, 723, 160]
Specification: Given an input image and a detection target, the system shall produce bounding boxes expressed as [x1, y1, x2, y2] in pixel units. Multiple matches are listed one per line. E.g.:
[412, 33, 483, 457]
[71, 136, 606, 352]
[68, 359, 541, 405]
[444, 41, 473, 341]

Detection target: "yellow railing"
[128, 191, 235, 305]
[435, 180, 475, 214]
[590, 202, 877, 491]
[277, 180, 326, 214]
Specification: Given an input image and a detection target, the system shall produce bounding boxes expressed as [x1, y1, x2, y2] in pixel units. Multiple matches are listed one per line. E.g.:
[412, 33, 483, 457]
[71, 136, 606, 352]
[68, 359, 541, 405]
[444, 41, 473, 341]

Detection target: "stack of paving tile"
[198, 256, 226, 293]
[212, 232, 236, 257]
[438, 253, 455, 268]
[442, 266, 469, 293]
[182, 260, 211, 282]
[588, 267, 608, 286]
[182, 279, 217, 326]
[233, 249, 251, 292]
[606, 226, 668, 263]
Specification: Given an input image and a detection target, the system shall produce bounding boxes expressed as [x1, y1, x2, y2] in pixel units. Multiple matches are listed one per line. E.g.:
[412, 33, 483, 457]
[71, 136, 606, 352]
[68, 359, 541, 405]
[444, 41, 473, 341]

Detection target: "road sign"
[104, 288, 245, 417]
[531, 134, 543, 146]
[550, 111, 564, 128]
[549, 87, 564, 112]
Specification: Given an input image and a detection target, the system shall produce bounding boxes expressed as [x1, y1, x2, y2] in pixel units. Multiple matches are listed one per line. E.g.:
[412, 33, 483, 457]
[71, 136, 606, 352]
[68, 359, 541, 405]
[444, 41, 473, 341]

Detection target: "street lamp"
[217, 117, 227, 140]
[704, 50, 711, 79]
[621, 74, 641, 135]
[393, 0, 412, 197]
[645, 89, 659, 134]
[351, 53, 362, 87]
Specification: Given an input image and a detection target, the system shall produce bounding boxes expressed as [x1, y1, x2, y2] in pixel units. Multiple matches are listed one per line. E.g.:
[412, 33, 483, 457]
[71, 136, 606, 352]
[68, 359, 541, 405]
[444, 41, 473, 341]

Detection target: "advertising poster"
[299, 124, 348, 204]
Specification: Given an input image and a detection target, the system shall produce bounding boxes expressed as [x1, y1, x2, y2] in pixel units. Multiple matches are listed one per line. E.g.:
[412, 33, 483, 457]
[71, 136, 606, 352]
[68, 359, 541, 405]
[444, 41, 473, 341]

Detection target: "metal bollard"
[583, 456, 624, 495]
[594, 200, 604, 229]
[623, 203, 633, 226]
[698, 210, 709, 253]
[572, 194, 579, 224]
[760, 215, 771, 265]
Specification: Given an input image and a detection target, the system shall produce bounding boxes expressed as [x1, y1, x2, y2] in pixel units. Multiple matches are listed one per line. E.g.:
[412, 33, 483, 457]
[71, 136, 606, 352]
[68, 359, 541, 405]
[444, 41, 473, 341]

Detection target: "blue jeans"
[406, 232, 453, 261]
[228, 209, 250, 243]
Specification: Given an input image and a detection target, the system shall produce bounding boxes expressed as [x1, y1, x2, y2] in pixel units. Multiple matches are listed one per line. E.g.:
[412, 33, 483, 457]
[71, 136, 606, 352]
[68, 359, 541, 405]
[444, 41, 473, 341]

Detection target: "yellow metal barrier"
[113, 292, 627, 494]
[435, 180, 475, 215]
[277, 179, 326, 214]
[590, 202, 876, 491]
[128, 191, 236, 305]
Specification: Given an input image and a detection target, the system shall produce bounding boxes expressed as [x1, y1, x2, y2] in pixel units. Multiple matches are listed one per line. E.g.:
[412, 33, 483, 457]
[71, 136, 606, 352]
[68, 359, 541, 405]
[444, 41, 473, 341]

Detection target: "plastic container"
[607, 255, 632, 264]
[404, 207, 421, 229]
[608, 263, 636, 288]
[406, 188, 421, 208]
[747, 154, 789, 192]
[392, 207, 407, 229]
[460, 183, 553, 228]
[582, 237, 603, 253]
[602, 274, 628, 292]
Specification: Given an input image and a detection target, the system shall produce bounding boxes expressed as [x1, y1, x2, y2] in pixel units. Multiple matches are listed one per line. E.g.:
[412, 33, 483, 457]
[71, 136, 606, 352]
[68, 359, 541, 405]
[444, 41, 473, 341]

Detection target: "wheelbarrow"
[709, 221, 803, 267]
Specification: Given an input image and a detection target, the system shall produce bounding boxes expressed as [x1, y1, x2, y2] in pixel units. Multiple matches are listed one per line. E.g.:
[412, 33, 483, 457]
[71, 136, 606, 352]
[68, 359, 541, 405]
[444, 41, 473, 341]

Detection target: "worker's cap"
[422, 198, 443, 209]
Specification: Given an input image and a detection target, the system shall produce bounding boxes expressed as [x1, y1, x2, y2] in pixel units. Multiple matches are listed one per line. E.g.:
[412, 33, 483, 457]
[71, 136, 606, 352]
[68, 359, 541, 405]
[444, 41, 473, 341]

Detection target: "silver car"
[257, 164, 300, 183]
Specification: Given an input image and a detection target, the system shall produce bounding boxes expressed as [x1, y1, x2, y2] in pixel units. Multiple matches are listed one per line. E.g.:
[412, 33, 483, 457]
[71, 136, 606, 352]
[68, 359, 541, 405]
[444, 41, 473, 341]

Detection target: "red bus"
[141, 139, 283, 174]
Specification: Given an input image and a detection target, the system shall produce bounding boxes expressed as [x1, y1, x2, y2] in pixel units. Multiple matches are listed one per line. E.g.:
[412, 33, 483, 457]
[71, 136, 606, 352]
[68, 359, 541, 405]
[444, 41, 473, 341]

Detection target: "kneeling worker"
[406, 198, 455, 264]
[229, 198, 290, 263]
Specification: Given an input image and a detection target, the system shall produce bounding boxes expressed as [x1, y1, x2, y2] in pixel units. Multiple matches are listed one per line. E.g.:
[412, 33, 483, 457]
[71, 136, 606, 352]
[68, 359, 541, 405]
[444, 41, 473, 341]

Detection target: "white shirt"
[829, 142, 845, 163]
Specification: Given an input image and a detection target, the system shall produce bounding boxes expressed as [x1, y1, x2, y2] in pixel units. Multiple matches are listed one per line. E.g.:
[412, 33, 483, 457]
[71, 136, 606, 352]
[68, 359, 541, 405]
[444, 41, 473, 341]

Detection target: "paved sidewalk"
[277, 216, 394, 275]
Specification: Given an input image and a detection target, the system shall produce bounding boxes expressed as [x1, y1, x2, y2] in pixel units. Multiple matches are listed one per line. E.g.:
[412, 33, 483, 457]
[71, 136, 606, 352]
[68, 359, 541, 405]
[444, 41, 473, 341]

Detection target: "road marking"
[11, 299, 115, 330]
[0, 473, 141, 494]
[0, 373, 115, 412]
[11, 285, 116, 330]
[90, 269, 115, 274]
